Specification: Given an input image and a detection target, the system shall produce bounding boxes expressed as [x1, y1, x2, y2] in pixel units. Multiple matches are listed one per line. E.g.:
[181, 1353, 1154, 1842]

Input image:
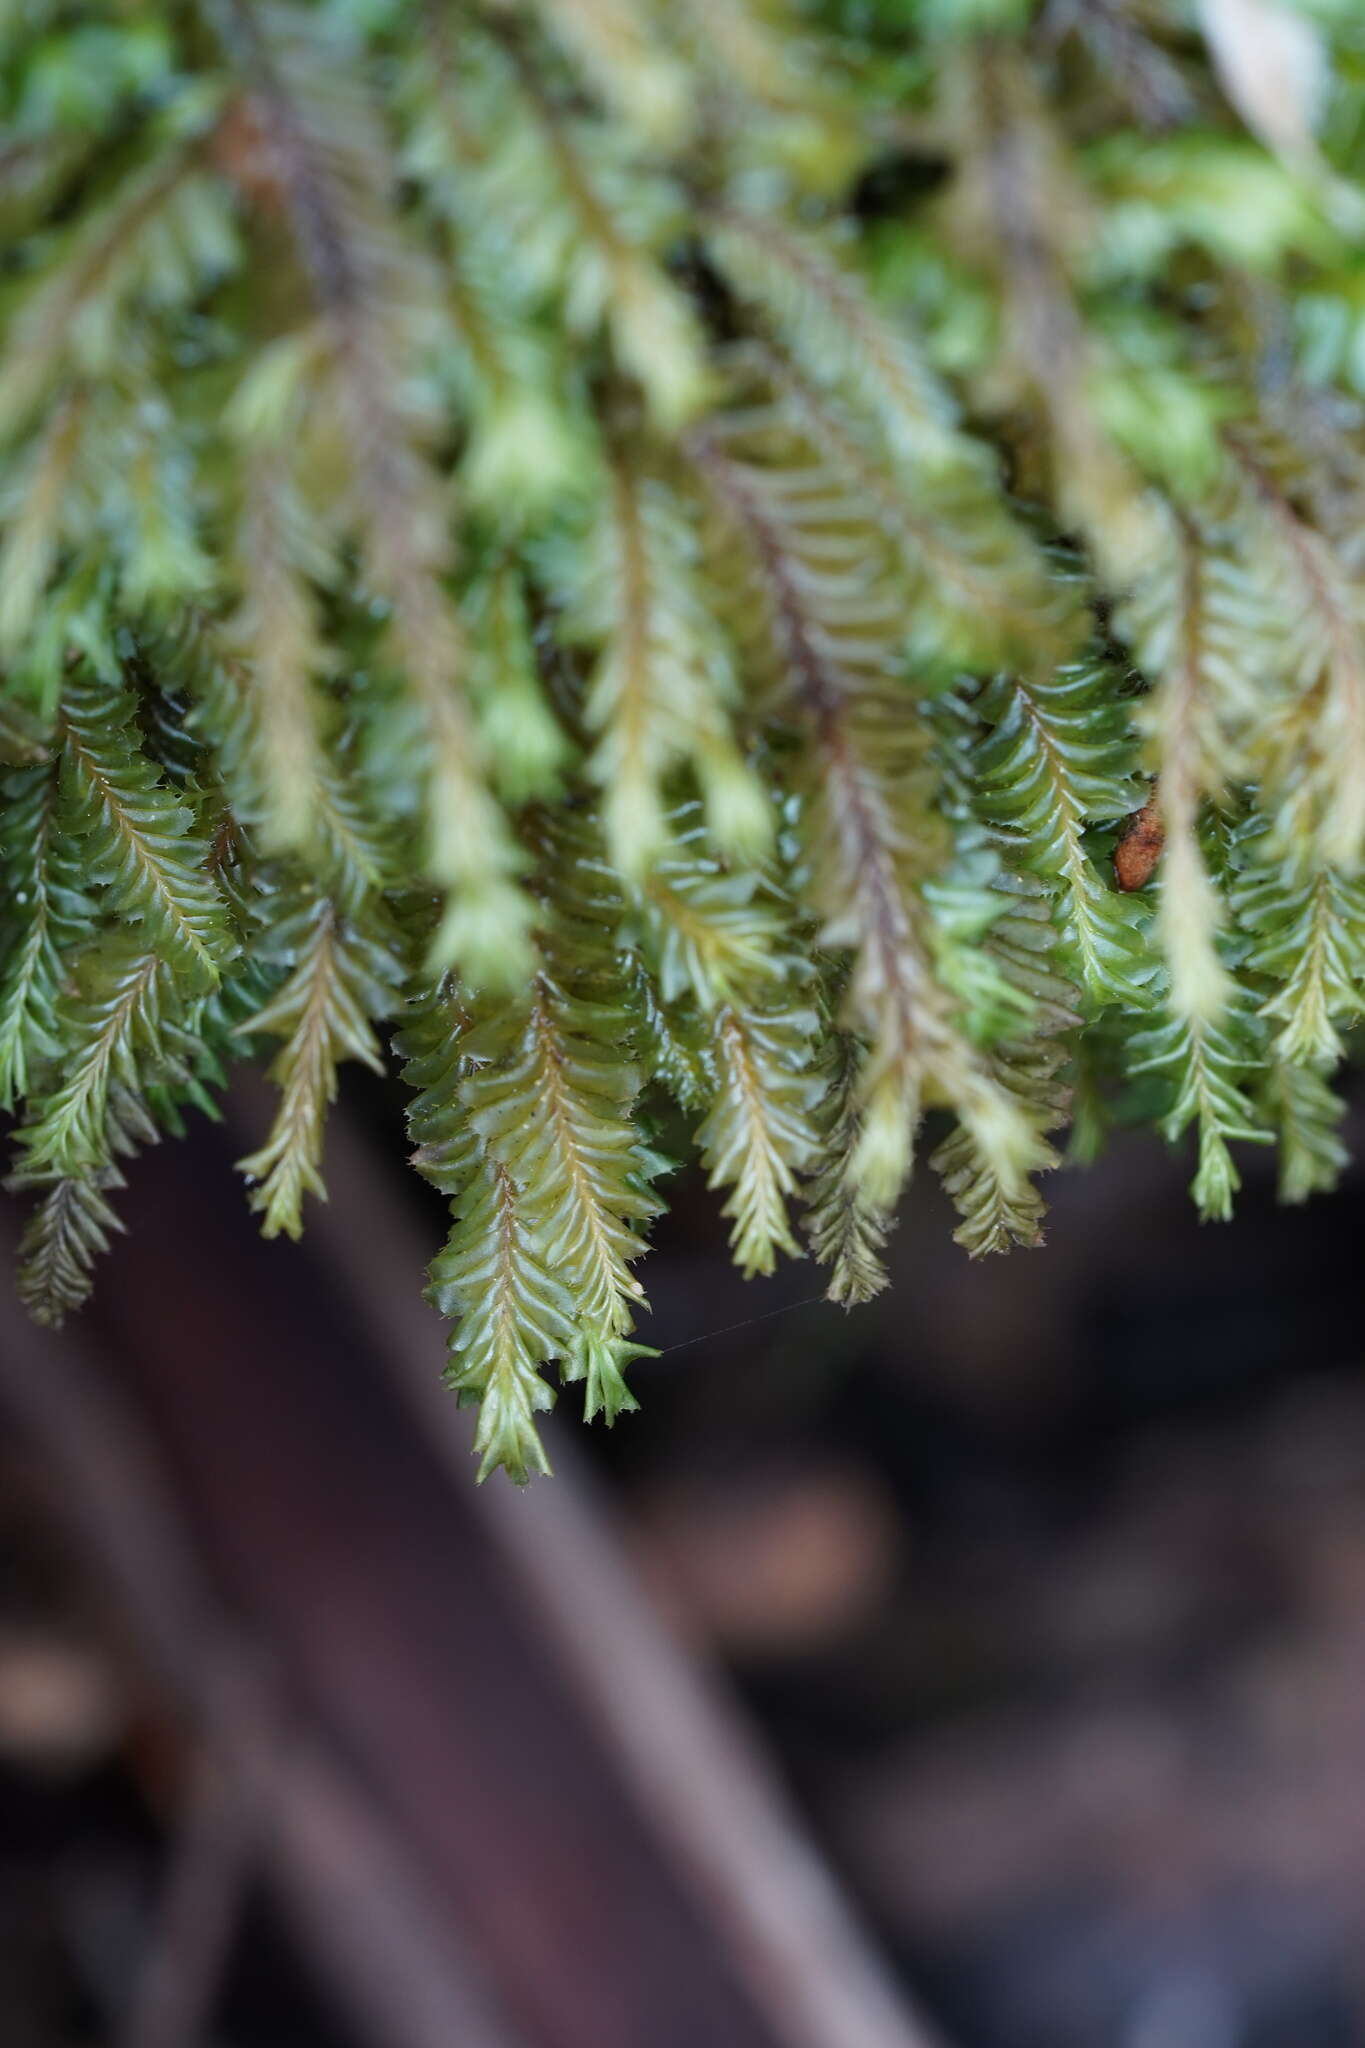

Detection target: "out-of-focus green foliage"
[3, 0, 1365, 1477]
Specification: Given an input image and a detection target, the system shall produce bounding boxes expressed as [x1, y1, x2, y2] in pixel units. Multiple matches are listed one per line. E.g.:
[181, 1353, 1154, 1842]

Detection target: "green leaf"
[59, 671, 233, 986]
[13, 1170, 125, 1328]
[696, 1002, 821, 1276]
[0, 758, 89, 1109]
[235, 895, 404, 1240]
[465, 982, 660, 1347]
[972, 666, 1156, 1009]
[1262, 1055, 1347, 1205]
[12, 937, 185, 1177]
[803, 1033, 891, 1306]
[548, 456, 768, 878]
[1128, 993, 1272, 1220]
[1233, 828, 1365, 1065]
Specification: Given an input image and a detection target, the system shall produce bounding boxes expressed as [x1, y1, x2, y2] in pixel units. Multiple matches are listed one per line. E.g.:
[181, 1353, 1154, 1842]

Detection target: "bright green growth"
[3, 0, 1365, 1477]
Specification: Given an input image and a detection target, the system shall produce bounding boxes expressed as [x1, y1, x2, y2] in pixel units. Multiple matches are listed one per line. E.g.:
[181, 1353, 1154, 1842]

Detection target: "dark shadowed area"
[3, 1076, 1365, 2048]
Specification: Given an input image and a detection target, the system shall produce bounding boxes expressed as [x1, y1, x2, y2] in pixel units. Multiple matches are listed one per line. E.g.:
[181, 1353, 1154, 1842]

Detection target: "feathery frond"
[5, 0, 1365, 1475]
[758, 342, 1080, 676]
[548, 453, 767, 876]
[1123, 508, 1271, 1020]
[1263, 1055, 1349, 1206]
[1234, 826, 1365, 1066]
[58, 670, 232, 986]
[1230, 430, 1365, 869]
[464, 559, 570, 808]
[972, 664, 1154, 1009]
[1129, 994, 1272, 1220]
[464, 983, 655, 1346]
[802, 1033, 891, 1306]
[707, 210, 965, 476]
[696, 1002, 820, 1278]
[211, 0, 534, 990]
[235, 894, 404, 1239]
[220, 450, 333, 855]
[929, 873, 1081, 1255]
[0, 756, 87, 1108]
[400, 982, 572, 1483]
[14, 1170, 125, 1328]
[0, 126, 232, 441]
[693, 403, 1051, 1227]
[530, 0, 690, 147]
[457, 26, 708, 431]
[12, 939, 186, 1179]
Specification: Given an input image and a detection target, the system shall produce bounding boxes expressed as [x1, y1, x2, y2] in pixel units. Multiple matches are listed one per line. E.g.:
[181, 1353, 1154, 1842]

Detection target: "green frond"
[0, 698, 53, 768]
[463, 979, 660, 1361]
[59, 671, 233, 986]
[1229, 432, 1365, 870]
[1065, 1022, 1117, 1168]
[1129, 993, 1272, 1221]
[942, 38, 1169, 582]
[305, 746, 401, 917]
[694, 412, 1051, 1216]
[212, 2, 534, 993]
[975, 867, 1084, 1046]
[131, 662, 206, 792]
[759, 343, 1081, 675]
[1085, 134, 1332, 284]
[0, 758, 89, 1109]
[396, 48, 591, 520]
[171, 618, 391, 914]
[674, 0, 855, 185]
[706, 210, 965, 478]
[1260, 1052, 1348, 1207]
[629, 802, 823, 1276]
[530, 0, 690, 146]
[627, 952, 712, 1114]
[696, 1002, 821, 1277]
[8, 923, 275, 1314]
[972, 666, 1156, 1009]
[220, 450, 333, 855]
[921, 840, 1040, 1049]
[1123, 507, 1275, 1020]
[631, 805, 793, 1012]
[803, 1033, 891, 1307]
[404, 812, 665, 1440]
[549, 454, 768, 877]
[375, 586, 534, 993]
[929, 871, 1079, 1255]
[11, 938, 185, 1178]
[153, 949, 281, 1132]
[0, 124, 233, 441]
[465, 559, 571, 808]
[931, 1102, 1052, 1256]
[0, 371, 212, 660]
[235, 895, 404, 1240]
[1233, 827, 1365, 1066]
[13, 1170, 124, 1328]
[0, 387, 88, 658]
[7, 0, 1365, 1470]
[458, 30, 708, 429]
[1262, 1056, 1348, 1207]
[395, 975, 473, 1199]
[11, 1092, 149, 1324]
[580, 1330, 657, 1427]
[444, 254, 587, 522]
[399, 982, 571, 1483]
[432, 1148, 566, 1483]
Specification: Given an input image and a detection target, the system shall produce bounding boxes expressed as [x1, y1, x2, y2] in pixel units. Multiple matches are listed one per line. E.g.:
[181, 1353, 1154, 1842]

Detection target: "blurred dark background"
[3, 1076, 1365, 2048]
